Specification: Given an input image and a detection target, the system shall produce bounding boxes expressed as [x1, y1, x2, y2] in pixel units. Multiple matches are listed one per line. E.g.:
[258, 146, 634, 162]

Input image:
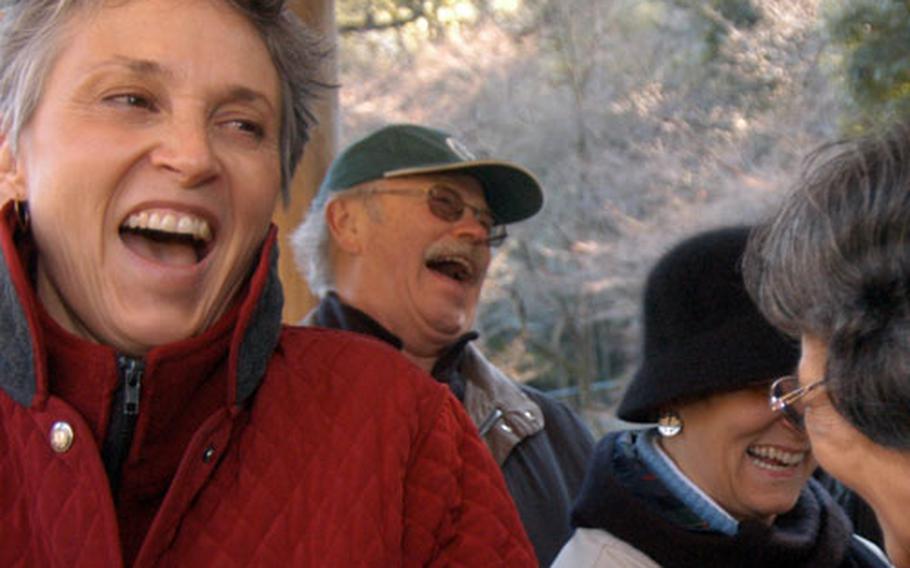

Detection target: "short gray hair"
[0, 0, 326, 199]
[744, 124, 910, 450]
[291, 199, 333, 297]
[291, 188, 387, 297]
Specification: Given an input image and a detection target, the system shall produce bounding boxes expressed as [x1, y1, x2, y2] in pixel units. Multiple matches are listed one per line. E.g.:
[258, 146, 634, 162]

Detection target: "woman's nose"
[150, 118, 220, 188]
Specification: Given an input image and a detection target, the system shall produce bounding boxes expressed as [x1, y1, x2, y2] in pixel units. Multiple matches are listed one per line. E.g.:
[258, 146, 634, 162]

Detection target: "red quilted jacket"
[0, 205, 535, 567]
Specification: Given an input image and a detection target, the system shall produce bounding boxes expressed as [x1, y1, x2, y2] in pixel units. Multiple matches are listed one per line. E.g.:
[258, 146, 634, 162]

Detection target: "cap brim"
[385, 159, 544, 224]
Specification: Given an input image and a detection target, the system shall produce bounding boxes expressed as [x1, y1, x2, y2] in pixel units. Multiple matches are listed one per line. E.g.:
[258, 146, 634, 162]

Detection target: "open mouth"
[119, 209, 214, 266]
[746, 445, 807, 472]
[426, 254, 476, 284]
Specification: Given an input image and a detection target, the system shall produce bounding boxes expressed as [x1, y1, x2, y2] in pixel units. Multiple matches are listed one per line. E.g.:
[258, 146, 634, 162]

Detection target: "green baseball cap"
[314, 124, 544, 224]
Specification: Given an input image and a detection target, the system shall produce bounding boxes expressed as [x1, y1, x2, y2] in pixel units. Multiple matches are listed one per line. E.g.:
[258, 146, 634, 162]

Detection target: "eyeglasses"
[356, 184, 508, 247]
[769, 375, 826, 431]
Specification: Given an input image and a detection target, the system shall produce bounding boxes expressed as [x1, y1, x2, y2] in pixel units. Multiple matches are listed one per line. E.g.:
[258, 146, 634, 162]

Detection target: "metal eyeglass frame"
[352, 184, 508, 247]
[769, 375, 826, 430]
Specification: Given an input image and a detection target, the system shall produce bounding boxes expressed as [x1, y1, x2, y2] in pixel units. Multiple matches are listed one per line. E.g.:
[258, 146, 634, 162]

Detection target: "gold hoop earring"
[13, 199, 29, 231]
[657, 411, 683, 437]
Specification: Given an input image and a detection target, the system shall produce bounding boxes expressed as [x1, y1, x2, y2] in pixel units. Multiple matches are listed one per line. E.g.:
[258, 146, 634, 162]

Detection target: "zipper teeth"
[102, 355, 146, 495]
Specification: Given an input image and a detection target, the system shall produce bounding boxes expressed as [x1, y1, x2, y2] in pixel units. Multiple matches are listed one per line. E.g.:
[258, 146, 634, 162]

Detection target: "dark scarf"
[571, 431, 886, 568]
[312, 292, 476, 401]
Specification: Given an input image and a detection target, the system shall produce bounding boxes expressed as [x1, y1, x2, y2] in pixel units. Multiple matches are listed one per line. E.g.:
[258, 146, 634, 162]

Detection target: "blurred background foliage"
[333, 0, 909, 433]
[825, 0, 910, 132]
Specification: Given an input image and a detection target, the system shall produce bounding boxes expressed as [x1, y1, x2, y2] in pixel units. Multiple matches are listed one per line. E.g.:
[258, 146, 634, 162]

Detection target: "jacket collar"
[460, 344, 544, 464]
[0, 201, 283, 410]
[305, 292, 544, 464]
[0, 203, 44, 407]
[305, 292, 474, 399]
[571, 431, 856, 567]
[309, 291, 404, 349]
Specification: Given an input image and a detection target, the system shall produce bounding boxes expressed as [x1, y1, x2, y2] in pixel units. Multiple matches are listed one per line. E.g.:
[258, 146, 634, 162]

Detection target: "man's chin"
[425, 312, 472, 340]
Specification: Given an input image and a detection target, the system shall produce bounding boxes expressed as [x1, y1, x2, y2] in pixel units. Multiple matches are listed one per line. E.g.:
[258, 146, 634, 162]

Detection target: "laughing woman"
[745, 125, 910, 568]
[553, 227, 889, 568]
[0, 1, 534, 566]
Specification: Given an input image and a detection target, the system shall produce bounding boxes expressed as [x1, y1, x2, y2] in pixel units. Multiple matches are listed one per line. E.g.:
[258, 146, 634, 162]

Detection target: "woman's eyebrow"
[88, 55, 169, 78]
[220, 86, 276, 113]
[83, 56, 276, 113]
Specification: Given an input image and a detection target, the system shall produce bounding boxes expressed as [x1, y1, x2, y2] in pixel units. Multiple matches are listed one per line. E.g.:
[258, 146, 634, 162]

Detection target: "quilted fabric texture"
[0, 204, 534, 567]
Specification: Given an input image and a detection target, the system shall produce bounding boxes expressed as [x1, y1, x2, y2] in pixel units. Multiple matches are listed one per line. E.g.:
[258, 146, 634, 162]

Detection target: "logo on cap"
[446, 137, 476, 161]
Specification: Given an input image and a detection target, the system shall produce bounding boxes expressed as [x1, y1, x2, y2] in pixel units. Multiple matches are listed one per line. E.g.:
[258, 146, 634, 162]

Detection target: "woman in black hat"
[552, 227, 888, 568]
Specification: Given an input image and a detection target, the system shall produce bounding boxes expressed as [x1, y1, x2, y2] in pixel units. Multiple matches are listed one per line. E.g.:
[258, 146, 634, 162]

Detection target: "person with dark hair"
[553, 227, 889, 568]
[745, 124, 910, 567]
[0, 2, 534, 566]
[291, 123, 594, 566]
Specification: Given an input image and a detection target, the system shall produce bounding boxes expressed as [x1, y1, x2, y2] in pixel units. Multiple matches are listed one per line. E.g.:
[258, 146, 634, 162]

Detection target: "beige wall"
[275, 0, 339, 323]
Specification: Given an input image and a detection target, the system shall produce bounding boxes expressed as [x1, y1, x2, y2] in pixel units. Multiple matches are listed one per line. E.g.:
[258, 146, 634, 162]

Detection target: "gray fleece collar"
[0, 239, 37, 407]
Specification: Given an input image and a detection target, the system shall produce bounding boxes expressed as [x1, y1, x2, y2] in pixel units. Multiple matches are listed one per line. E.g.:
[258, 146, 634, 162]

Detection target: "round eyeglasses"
[356, 184, 508, 247]
[769, 375, 826, 431]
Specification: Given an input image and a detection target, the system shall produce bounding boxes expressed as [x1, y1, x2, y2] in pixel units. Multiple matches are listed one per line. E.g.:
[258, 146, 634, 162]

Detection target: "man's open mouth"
[426, 254, 476, 284]
[119, 209, 214, 266]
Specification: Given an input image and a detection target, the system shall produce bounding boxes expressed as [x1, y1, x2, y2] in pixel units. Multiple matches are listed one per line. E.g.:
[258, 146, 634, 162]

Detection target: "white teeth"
[122, 209, 213, 242]
[160, 213, 177, 232]
[748, 445, 807, 468]
[198, 221, 212, 242]
[177, 216, 194, 233]
[752, 459, 789, 472]
[127, 212, 145, 229]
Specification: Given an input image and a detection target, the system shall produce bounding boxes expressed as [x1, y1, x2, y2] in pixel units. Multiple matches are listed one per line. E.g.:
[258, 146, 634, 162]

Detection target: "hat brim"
[616, 312, 799, 424]
[385, 160, 543, 224]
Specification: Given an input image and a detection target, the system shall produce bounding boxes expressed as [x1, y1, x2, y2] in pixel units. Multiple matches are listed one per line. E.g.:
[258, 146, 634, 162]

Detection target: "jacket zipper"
[121, 355, 143, 416]
[101, 354, 145, 497]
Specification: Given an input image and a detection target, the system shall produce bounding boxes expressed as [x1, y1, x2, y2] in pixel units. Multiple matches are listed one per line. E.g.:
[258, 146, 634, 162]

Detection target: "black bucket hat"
[617, 226, 800, 423]
[313, 124, 543, 224]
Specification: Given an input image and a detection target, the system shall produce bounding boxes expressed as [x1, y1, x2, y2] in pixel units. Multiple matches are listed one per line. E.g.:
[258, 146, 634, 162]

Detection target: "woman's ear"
[0, 134, 27, 202]
[325, 196, 366, 255]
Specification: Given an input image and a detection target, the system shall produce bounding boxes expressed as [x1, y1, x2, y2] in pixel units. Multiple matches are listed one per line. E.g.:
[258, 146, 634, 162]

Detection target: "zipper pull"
[478, 408, 504, 436]
[118, 355, 145, 416]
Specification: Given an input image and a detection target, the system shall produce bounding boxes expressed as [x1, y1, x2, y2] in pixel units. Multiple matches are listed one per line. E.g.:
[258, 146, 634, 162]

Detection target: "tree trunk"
[275, 0, 339, 323]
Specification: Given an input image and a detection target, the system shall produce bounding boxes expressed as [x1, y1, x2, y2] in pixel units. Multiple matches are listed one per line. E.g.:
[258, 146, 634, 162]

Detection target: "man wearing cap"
[292, 123, 594, 565]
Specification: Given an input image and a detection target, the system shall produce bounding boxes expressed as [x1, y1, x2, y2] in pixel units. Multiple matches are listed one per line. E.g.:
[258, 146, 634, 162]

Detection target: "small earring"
[657, 411, 683, 437]
[13, 199, 29, 231]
